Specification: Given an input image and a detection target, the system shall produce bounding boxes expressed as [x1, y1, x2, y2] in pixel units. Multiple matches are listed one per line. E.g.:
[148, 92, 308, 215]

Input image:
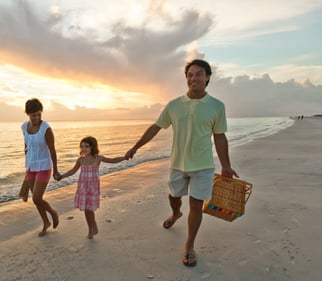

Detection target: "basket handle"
[244, 183, 252, 204]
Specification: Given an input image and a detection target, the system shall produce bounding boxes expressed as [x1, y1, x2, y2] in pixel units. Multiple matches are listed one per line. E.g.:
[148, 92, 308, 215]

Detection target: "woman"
[22, 98, 60, 237]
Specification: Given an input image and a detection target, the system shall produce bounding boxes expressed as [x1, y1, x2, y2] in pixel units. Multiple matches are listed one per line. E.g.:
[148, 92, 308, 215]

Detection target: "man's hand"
[221, 167, 239, 178]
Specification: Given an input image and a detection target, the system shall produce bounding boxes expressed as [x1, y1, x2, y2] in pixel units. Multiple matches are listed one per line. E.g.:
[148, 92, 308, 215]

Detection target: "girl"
[60, 136, 127, 239]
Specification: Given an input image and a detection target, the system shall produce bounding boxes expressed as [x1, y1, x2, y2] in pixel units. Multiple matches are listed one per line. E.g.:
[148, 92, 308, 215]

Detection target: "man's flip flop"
[162, 213, 183, 229]
[182, 251, 197, 267]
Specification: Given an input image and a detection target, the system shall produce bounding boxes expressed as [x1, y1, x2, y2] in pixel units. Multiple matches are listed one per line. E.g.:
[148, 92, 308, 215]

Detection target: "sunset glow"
[1, 0, 322, 120]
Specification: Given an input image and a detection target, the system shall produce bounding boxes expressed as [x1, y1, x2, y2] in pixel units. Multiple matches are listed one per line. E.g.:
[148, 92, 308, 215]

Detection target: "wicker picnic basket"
[203, 174, 253, 222]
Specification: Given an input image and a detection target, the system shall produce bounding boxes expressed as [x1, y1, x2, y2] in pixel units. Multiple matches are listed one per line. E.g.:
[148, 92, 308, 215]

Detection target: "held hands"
[53, 171, 62, 181]
[125, 148, 137, 160]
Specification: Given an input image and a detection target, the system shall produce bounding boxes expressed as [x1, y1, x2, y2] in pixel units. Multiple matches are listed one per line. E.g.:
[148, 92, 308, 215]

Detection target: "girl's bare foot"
[38, 222, 51, 237]
[87, 232, 94, 239]
[52, 211, 59, 229]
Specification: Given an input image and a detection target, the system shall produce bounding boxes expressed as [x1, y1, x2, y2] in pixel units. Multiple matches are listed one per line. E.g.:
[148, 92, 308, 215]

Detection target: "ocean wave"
[0, 117, 293, 204]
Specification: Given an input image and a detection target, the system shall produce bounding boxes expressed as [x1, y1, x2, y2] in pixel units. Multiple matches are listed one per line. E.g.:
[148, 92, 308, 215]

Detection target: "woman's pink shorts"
[26, 169, 52, 183]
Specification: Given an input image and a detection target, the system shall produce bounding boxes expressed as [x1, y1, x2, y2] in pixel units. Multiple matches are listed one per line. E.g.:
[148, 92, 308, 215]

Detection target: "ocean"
[0, 117, 294, 203]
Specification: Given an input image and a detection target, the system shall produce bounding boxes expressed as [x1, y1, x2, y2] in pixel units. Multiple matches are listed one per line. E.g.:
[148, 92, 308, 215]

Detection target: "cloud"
[208, 74, 322, 117]
[199, 0, 322, 45]
[0, 101, 164, 122]
[2, 73, 321, 121]
[0, 83, 17, 93]
[0, 0, 212, 100]
[0, 0, 321, 120]
[0, 102, 26, 121]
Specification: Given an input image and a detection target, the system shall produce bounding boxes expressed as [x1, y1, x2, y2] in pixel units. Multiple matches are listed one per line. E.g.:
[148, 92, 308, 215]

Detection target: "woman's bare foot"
[38, 222, 51, 237]
[52, 211, 59, 229]
[93, 221, 98, 236]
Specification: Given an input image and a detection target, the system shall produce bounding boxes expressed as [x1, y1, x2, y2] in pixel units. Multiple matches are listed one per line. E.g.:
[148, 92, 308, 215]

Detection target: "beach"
[0, 117, 321, 281]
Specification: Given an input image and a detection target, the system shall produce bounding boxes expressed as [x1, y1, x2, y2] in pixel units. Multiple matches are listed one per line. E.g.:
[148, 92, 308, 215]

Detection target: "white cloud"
[208, 73, 322, 117]
[267, 64, 322, 85]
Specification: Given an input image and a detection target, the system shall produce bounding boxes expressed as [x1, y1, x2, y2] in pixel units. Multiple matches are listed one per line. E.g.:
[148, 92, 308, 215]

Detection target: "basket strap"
[244, 184, 253, 203]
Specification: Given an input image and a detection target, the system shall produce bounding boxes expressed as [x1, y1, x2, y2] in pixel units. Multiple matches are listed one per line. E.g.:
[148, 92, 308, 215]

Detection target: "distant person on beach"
[22, 98, 60, 237]
[126, 59, 238, 267]
[58, 136, 127, 239]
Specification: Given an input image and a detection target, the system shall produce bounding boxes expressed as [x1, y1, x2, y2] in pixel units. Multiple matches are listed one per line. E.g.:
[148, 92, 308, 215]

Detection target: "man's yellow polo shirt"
[156, 93, 227, 172]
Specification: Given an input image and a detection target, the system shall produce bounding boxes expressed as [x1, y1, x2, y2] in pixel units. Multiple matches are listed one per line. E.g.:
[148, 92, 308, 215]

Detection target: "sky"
[1, 0, 322, 121]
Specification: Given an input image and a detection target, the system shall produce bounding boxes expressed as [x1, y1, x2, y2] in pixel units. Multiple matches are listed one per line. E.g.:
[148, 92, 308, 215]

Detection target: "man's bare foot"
[38, 222, 51, 237]
[52, 211, 59, 229]
[163, 212, 183, 229]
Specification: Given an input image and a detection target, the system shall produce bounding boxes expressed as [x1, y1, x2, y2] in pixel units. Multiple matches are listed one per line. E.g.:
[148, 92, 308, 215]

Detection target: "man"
[126, 59, 238, 267]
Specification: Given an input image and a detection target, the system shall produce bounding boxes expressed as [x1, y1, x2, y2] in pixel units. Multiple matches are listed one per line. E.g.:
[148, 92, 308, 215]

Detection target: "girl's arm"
[61, 158, 81, 179]
[98, 155, 127, 164]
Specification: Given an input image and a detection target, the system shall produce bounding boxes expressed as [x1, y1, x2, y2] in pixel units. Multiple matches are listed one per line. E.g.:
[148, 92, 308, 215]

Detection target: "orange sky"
[1, 0, 322, 121]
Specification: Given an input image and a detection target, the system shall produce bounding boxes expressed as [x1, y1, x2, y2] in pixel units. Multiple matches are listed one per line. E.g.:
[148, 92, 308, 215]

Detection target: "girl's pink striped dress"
[75, 157, 100, 211]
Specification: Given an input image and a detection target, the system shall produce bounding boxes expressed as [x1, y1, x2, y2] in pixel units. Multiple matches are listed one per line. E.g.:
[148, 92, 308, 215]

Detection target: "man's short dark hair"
[184, 59, 212, 86]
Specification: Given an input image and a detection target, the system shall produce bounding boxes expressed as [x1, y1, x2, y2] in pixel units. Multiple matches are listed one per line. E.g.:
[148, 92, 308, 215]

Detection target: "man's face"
[186, 65, 209, 92]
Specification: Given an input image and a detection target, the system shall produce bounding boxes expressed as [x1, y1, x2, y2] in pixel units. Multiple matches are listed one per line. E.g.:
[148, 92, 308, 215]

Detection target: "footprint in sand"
[253, 239, 262, 244]
[239, 259, 249, 265]
[200, 272, 211, 279]
[282, 226, 291, 233]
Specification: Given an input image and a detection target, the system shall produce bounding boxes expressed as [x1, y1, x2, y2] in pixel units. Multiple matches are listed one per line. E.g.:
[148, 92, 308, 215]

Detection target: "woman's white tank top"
[21, 120, 53, 171]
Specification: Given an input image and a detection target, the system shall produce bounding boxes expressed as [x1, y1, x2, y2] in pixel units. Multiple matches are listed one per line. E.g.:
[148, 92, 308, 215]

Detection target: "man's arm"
[126, 124, 161, 159]
[214, 133, 238, 178]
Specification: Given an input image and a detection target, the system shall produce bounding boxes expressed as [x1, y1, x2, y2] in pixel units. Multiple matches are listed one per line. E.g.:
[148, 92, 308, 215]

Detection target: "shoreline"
[0, 116, 294, 204]
[1, 118, 321, 281]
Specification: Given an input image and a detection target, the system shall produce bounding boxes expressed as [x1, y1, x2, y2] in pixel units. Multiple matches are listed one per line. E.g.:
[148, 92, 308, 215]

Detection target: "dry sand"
[0, 117, 321, 281]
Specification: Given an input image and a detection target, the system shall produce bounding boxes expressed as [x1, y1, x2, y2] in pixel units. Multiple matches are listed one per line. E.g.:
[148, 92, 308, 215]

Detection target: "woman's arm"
[45, 127, 59, 178]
